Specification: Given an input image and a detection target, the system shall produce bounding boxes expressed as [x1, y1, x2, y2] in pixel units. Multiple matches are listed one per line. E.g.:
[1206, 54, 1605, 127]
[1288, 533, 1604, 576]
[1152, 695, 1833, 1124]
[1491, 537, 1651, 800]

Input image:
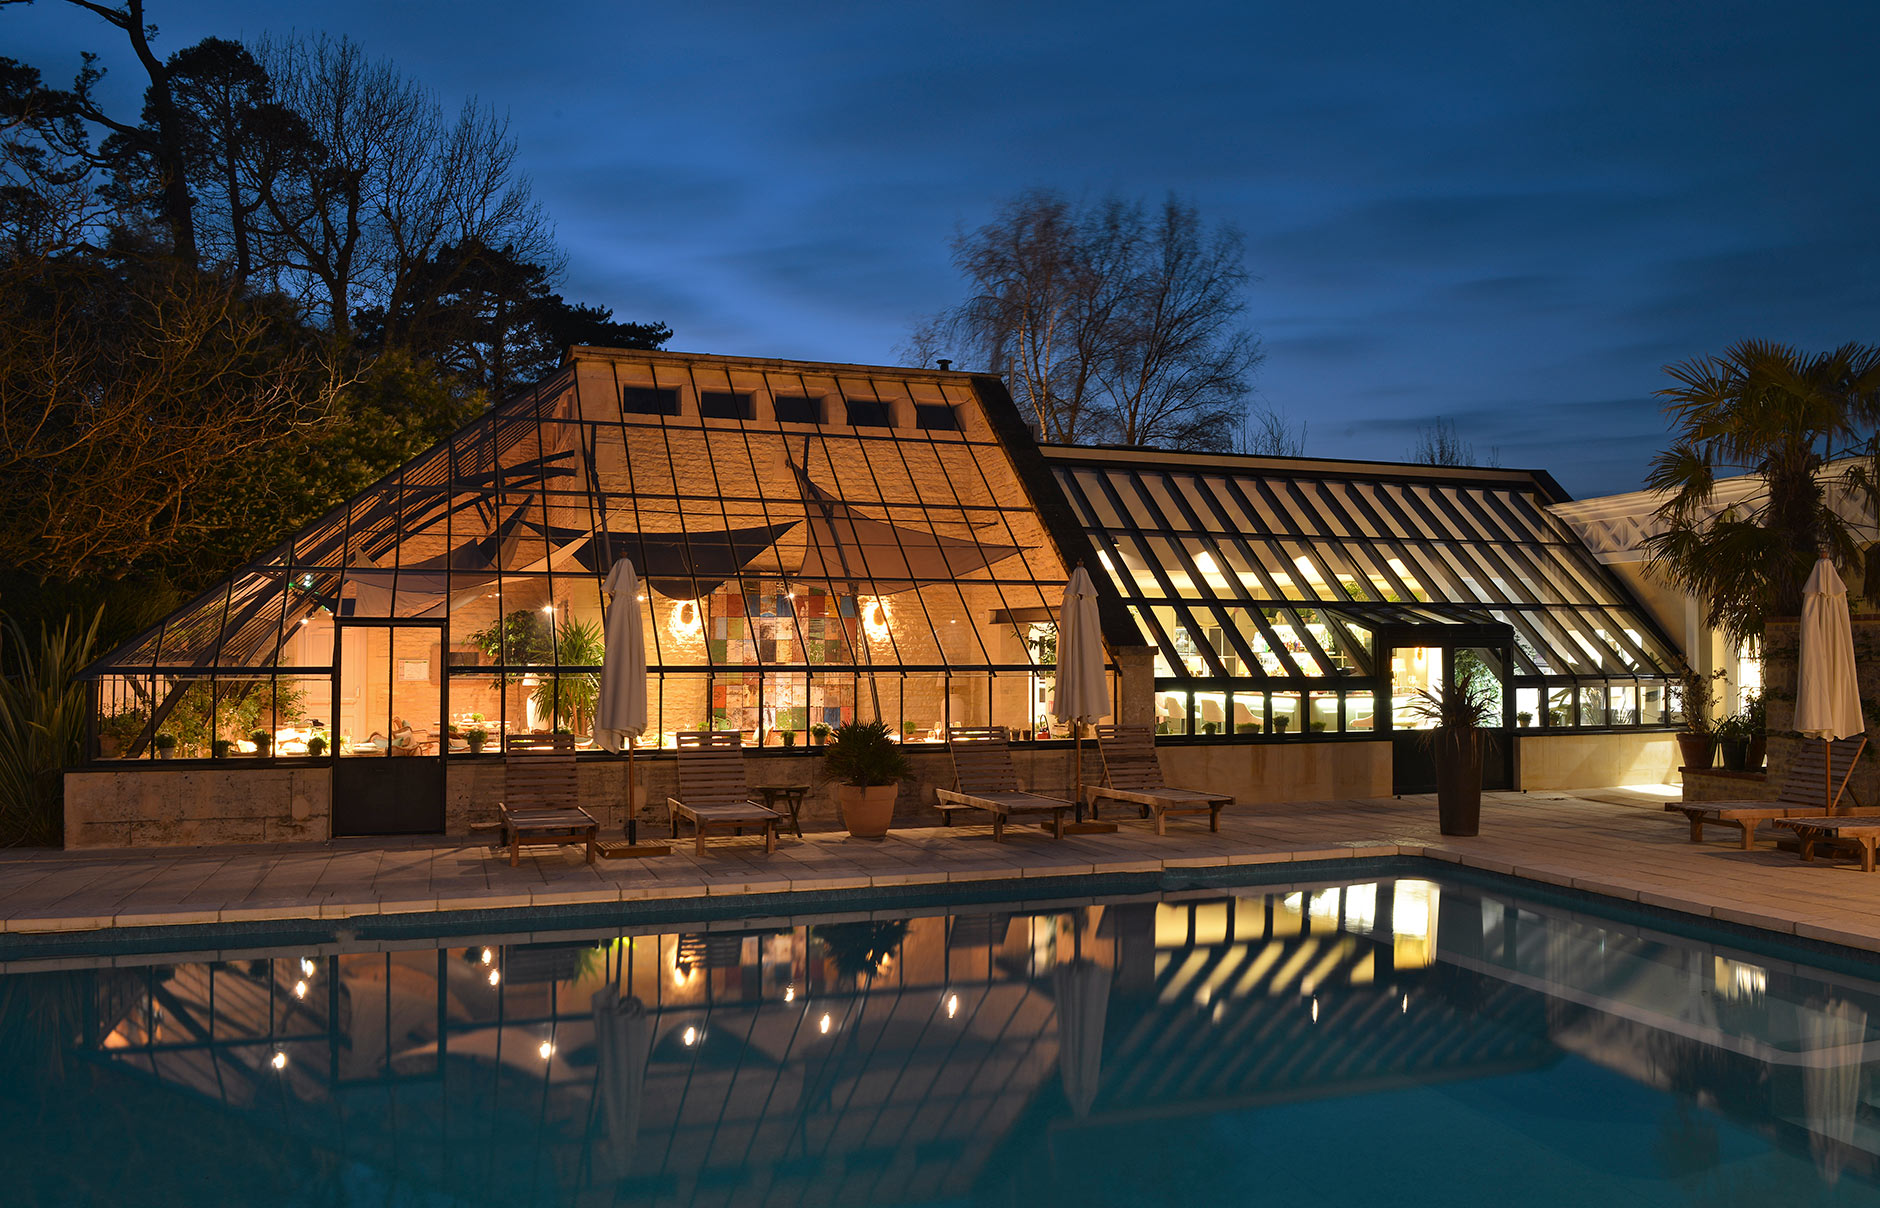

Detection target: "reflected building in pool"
[70, 348, 1681, 844]
[9, 878, 1877, 1205]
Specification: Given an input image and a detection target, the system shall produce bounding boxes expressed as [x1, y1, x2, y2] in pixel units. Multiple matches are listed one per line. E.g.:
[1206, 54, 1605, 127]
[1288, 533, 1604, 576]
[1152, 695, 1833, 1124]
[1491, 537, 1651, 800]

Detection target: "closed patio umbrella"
[1802, 998, 1867, 1184]
[591, 985, 651, 1179]
[1052, 957, 1111, 1119]
[1795, 556, 1864, 810]
[596, 558, 652, 844]
[1051, 566, 1107, 821]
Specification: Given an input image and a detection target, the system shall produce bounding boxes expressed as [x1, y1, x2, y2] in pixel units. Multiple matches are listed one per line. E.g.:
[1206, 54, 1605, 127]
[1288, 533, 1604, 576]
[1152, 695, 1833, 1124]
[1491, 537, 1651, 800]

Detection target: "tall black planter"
[1435, 730, 1482, 836]
[1718, 737, 1750, 772]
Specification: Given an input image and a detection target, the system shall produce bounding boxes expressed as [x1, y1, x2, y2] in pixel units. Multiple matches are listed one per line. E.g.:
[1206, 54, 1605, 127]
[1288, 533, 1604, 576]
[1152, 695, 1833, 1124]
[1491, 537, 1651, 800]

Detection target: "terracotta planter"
[1675, 732, 1715, 772]
[838, 783, 897, 839]
[1434, 731, 1482, 837]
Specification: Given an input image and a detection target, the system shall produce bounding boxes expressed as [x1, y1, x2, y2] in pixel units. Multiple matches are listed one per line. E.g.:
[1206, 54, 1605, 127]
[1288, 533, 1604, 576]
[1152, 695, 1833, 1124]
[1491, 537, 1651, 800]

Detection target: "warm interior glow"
[818, 1013, 832, 1034]
[682, 1025, 698, 1047]
[861, 596, 892, 643]
[668, 599, 702, 643]
[538, 1040, 554, 1060]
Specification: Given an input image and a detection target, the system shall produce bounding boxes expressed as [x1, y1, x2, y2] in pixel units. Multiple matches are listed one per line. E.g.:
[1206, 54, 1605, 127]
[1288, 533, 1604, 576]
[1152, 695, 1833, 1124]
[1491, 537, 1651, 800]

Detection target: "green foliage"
[1408, 677, 1501, 765]
[822, 720, 911, 787]
[1643, 340, 1880, 646]
[467, 608, 554, 666]
[532, 614, 604, 732]
[0, 608, 102, 846]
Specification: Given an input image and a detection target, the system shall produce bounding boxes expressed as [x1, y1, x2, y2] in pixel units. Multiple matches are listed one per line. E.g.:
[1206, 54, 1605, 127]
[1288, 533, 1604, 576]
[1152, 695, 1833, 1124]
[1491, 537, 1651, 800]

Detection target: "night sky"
[10, 0, 1880, 498]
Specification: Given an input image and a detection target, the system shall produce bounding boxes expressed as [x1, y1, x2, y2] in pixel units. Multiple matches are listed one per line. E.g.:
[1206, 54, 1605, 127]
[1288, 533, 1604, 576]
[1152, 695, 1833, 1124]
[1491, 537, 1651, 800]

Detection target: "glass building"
[78, 349, 1680, 836]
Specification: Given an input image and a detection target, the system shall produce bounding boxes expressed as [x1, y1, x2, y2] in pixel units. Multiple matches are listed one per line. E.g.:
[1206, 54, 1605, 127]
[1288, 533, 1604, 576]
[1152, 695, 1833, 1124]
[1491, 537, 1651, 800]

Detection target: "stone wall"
[1516, 731, 1681, 791]
[67, 736, 1395, 847]
[65, 767, 329, 848]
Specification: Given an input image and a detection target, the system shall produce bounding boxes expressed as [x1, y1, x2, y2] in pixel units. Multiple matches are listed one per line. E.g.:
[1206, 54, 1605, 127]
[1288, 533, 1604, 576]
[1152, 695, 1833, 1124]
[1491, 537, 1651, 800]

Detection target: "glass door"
[1384, 639, 1513, 794]
[332, 620, 446, 836]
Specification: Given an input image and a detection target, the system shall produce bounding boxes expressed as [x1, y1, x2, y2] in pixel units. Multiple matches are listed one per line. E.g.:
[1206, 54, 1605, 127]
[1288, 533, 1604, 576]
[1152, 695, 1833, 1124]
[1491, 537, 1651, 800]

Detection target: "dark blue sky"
[11, 0, 1880, 497]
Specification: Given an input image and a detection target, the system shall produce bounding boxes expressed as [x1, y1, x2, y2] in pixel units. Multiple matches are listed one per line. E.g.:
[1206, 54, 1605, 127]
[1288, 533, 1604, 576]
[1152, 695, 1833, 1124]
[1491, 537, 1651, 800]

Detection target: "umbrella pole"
[1074, 726, 1084, 822]
[1827, 736, 1834, 815]
[626, 741, 637, 843]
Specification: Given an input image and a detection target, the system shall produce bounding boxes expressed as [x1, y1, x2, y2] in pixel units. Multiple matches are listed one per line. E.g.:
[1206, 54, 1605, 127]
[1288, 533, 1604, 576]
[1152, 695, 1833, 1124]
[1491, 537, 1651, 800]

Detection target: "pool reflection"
[6, 877, 1880, 1205]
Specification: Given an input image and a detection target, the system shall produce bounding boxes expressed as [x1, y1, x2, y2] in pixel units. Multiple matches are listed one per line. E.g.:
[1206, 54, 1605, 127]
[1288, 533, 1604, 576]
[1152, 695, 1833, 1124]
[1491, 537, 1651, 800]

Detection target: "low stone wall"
[1678, 767, 1774, 804]
[66, 737, 1398, 847]
[1516, 731, 1681, 791]
[65, 766, 329, 848]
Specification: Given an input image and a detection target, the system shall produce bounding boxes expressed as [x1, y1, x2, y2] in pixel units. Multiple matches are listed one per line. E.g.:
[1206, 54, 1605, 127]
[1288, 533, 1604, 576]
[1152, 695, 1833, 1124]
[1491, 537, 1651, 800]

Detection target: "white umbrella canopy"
[1795, 556, 1863, 741]
[1050, 567, 1108, 725]
[596, 559, 650, 839]
[1052, 958, 1111, 1119]
[1051, 567, 1107, 820]
[591, 985, 651, 1179]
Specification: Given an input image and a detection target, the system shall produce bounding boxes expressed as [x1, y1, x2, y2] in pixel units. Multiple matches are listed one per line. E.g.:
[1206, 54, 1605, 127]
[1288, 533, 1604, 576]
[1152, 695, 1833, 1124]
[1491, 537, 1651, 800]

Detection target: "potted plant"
[1741, 689, 1766, 773]
[1673, 664, 1725, 772]
[1271, 716, 1291, 735]
[902, 721, 924, 743]
[250, 728, 273, 757]
[1310, 720, 1327, 733]
[1236, 722, 1259, 735]
[1715, 711, 1752, 772]
[779, 729, 797, 748]
[154, 733, 176, 760]
[97, 710, 146, 758]
[1516, 710, 1533, 728]
[822, 720, 911, 839]
[809, 723, 830, 746]
[812, 919, 911, 985]
[211, 738, 233, 759]
[307, 735, 328, 757]
[1409, 679, 1498, 836]
[1201, 721, 1217, 736]
[465, 726, 488, 755]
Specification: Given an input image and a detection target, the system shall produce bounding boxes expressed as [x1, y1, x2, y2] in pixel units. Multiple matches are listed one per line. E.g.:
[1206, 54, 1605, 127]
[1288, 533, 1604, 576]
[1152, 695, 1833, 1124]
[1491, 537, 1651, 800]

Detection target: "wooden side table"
[753, 783, 811, 838]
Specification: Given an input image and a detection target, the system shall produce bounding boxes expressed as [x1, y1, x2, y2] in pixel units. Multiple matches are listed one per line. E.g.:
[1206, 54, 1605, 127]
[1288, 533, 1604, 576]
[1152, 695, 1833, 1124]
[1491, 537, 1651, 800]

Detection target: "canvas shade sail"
[1796, 556, 1864, 741]
[787, 460, 1022, 593]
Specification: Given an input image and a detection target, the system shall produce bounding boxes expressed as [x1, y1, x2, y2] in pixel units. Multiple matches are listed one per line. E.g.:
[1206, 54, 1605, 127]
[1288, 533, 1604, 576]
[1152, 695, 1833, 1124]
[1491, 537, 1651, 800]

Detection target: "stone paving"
[4, 786, 1880, 952]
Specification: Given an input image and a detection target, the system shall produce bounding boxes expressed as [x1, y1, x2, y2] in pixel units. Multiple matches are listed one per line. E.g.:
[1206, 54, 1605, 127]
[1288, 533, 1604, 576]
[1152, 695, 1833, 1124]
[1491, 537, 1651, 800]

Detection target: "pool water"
[4, 872, 1880, 1206]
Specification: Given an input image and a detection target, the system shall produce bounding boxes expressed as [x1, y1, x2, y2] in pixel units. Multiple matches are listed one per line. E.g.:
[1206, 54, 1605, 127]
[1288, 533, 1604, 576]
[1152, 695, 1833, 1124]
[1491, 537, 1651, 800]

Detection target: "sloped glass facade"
[88, 354, 1097, 761]
[1049, 448, 1679, 739]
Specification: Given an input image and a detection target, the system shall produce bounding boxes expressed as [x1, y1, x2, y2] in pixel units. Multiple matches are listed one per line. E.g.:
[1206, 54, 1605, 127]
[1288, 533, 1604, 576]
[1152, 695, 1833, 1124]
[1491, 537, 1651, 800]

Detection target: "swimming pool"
[4, 866, 1878, 1206]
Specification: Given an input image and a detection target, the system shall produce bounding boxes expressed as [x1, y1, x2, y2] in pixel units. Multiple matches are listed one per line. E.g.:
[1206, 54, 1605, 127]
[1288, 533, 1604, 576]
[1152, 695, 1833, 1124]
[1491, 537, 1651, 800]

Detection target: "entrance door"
[1385, 641, 1514, 794]
[332, 621, 446, 836]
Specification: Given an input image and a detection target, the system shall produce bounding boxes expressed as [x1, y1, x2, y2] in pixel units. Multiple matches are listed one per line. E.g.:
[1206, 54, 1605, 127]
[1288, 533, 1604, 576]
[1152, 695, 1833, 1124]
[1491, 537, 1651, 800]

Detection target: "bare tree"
[1408, 416, 1499, 467]
[251, 34, 555, 337]
[1236, 401, 1306, 456]
[922, 189, 1260, 449]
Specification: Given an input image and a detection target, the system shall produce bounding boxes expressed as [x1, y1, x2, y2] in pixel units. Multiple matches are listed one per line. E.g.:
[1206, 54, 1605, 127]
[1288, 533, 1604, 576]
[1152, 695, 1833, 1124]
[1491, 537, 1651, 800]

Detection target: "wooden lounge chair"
[1666, 735, 1872, 850]
[1773, 816, 1880, 872]
[667, 732, 782, 856]
[1087, 723, 1233, 834]
[935, 726, 1076, 841]
[495, 735, 599, 867]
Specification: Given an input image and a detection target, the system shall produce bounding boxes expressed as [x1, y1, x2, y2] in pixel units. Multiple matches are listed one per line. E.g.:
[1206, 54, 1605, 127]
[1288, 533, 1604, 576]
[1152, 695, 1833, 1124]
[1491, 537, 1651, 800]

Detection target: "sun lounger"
[1086, 723, 1233, 834]
[495, 735, 599, 867]
[935, 727, 1076, 841]
[1773, 817, 1880, 872]
[1666, 735, 1871, 850]
[667, 732, 782, 856]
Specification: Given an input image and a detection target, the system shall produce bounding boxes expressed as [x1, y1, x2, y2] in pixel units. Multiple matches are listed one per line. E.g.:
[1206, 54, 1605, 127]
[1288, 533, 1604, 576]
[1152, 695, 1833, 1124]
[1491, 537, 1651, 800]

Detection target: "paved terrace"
[4, 787, 1880, 951]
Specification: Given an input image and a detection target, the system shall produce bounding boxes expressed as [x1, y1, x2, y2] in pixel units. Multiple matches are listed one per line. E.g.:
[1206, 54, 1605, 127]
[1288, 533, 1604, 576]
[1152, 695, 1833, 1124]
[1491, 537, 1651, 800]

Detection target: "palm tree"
[1644, 340, 1880, 647]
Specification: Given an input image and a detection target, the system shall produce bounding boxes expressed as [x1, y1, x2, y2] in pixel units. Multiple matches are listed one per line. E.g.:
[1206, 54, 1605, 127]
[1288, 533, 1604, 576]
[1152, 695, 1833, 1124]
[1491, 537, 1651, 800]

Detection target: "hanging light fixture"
[669, 599, 702, 643]
[861, 596, 892, 643]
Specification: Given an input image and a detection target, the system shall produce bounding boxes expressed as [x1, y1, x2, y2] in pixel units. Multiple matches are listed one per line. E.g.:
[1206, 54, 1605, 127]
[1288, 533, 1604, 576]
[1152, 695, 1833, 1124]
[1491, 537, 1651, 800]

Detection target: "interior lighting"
[480, 948, 494, 965]
[299, 958, 316, 977]
[861, 597, 892, 643]
[487, 969, 501, 987]
[1310, 997, 1319, 1023]
[819, 1013, 832, 1035]
[271, 1050, 288, 1071]
[542, 604, 555, 614]
[945, 993, 959, 1019]
[783, 985, 796, 1003]
[669, 600, 702, 643]
[682, 1026, 698, 1047]
[292, 980, 308, 1000]
[538, 1040, 554, 1061]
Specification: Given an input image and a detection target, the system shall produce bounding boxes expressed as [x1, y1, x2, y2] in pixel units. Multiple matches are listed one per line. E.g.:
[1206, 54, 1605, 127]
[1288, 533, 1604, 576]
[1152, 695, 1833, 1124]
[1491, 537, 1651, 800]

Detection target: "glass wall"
[85, 356, 1101, 758]
[1053, 450, 1678, 738]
